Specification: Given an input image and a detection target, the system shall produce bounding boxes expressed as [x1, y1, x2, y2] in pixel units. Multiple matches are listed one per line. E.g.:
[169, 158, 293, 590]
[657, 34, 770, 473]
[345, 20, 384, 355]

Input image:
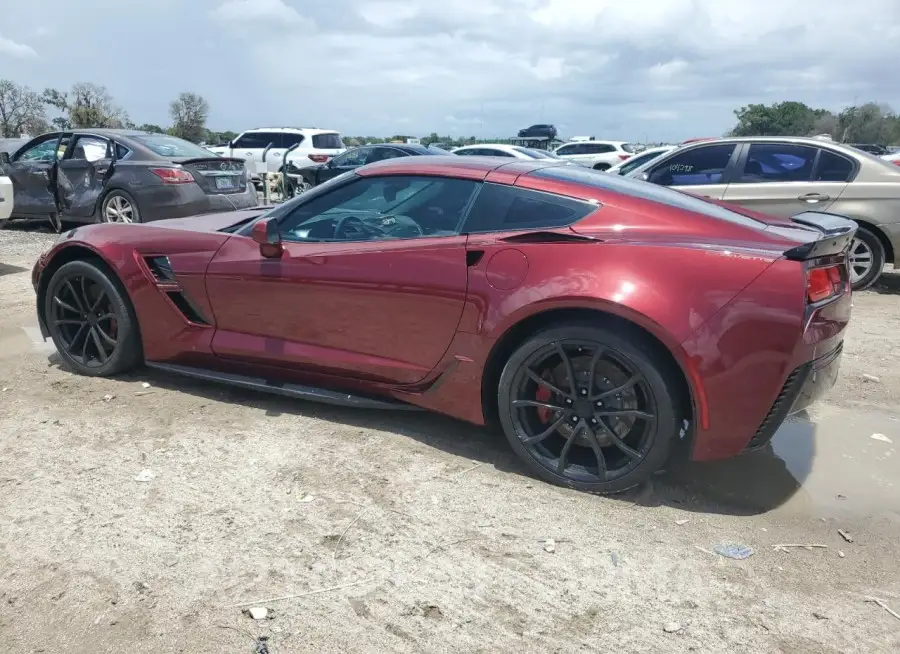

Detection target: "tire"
[100, 189, 141, 224]
[848, 227, 885, 290]
[592, 163, 610, 171]
[497, 323, 679, 493]
[44, 259, 142, 377]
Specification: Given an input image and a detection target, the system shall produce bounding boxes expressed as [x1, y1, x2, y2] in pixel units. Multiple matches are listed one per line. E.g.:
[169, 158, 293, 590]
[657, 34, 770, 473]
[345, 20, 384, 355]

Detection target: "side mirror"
[251, 217, 283, 258]
[0, 152, 9, 165]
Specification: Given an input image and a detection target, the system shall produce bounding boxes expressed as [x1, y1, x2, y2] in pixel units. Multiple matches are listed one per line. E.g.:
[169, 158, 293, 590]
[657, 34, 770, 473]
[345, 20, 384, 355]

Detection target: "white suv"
[208, 127, 345, 177]
[553, 140, 635, 170]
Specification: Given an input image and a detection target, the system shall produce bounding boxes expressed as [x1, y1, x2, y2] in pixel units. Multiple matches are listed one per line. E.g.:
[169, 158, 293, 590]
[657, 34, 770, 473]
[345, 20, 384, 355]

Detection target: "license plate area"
[215, 176, 236, 190]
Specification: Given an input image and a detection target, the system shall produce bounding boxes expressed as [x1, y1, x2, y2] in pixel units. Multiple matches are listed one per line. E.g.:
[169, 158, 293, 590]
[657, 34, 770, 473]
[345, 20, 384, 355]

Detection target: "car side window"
[814, 150, 854, 183]
[333, 147, 369, 167]
[482, 149, 515, 157]
[116, 143, 131, 160]
[586, 143, 613, 154]
[365, 147, 405, 164]
[16, 138, 59, 163]
[69, 136, 111, 162]
[461, 183, 596, 233]
[234, 132, 279, 149]
[280, 133, 304, 148]
[278, 175, 479, 242]
[737, 143, 817, 183]
[648, 144, 736, 186]
[555, 145, 575, 156]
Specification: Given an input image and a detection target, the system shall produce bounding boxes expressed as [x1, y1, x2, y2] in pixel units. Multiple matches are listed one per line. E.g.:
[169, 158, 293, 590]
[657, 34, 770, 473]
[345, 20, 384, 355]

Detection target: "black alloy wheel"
[498, 325, 678, 493]
[45, 260, 142, 376]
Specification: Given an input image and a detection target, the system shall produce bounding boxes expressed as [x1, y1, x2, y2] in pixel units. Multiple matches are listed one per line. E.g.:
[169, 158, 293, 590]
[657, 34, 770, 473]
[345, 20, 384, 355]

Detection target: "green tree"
[837, 102, 895, 143]
[169, 92, 209, 143]
[0, 79, 49, 137]
[136, 123, 166, 134]
[42, 83, 129, 129]
[729, 101, 826, 137]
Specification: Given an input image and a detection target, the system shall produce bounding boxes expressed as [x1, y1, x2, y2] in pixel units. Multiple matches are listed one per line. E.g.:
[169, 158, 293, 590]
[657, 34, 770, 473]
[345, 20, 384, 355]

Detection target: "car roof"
[356, 155, 554, 180]
[243, 127, 339, 134]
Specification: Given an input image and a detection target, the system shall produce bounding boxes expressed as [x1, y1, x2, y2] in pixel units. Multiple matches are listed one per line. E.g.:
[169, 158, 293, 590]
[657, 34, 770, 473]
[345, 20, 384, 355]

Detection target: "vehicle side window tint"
[586, 144, 613, 154]
[334, 147, 369, 167]
[366, 148, 405, 163]
[116, 143, 131, 160]
[555, 145, 574, 155]
[280, 133, 304, 148]
[462, 183, 596, 233]
[484, 149, 514, 157]
[234, 132, 280, 149]
[738, 143, 816, 183]
[278, 175, 479, 242]
[70, 136, 110, 162]
[16, 139, 59, 163]
[814, 150, 854, 183]
[648, 144, 736, 186]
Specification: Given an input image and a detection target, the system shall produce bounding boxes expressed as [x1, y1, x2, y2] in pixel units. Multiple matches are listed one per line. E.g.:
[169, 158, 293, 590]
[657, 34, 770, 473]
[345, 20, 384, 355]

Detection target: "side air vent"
[166, 291, 210, 325]
[144, 256, 176, 283]
[499, 231, 598, 244]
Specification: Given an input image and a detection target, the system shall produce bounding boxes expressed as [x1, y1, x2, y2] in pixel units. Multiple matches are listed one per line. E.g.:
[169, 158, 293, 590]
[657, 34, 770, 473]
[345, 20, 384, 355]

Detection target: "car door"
[722, 143, 849, 217]
[5, 133, 64, 216]
[56, 134, 116, 219]
[316, 147, 371, 185]
[643, 142, 740, 200]
[205, 173, 480, 384]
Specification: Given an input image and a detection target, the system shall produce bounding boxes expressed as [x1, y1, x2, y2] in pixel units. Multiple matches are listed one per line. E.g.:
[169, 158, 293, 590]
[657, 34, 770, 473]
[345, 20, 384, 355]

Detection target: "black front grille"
[746, 364, 810, 450]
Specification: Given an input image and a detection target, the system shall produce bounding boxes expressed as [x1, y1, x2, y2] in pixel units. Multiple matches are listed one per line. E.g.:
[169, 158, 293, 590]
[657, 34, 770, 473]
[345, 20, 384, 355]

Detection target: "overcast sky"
[2, 0, 899, 141]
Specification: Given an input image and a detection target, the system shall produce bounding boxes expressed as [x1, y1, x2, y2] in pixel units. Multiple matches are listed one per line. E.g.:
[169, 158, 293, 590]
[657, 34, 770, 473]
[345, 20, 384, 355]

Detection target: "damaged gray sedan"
[0, 129, 258, 230]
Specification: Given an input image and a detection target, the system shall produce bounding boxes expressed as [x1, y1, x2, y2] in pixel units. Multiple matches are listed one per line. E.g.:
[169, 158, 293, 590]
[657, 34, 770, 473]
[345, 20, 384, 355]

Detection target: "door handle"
[798, 193, 830, 202]
[245, 152, 254, 156]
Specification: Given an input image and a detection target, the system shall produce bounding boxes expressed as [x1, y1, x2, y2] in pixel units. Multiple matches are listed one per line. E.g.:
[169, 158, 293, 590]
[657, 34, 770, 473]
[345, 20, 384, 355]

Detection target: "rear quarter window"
[462, 183, 596, 233]
[531, 165, 767, 229]
[312, 133, 344, 149]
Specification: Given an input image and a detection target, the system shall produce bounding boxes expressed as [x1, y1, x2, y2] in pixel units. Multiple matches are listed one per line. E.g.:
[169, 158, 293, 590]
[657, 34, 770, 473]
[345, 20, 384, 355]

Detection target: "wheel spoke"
[587, 346, 603, 393]
[554, 343, 578, 396]
[595, 408, 654, 420]
[89, 327, 108, 363]
[594, 415, 643, 459]
[592, 374, 641, 401]
[53, 296, 81, 314]
[522, 413, 568, 446]
[53, 319, 85, 326]
[64, 280, 85, 312]
[96, 312, 116, 321]
[556, 425, 579, 475]
[66, 324, 88, 353]
[80, 325, 91, 362]
[582, 422, 609, 479]
[512, 399, 569, 412]
[94, 323, 117, 346]
[89, 289, 107, 312]
[525, 368, 571, 399]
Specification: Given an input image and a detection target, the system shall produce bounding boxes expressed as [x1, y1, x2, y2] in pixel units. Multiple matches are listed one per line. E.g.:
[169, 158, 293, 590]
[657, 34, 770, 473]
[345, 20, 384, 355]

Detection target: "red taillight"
[806, 265, 844, 303]
[892, 160, 900, 167]
[308, 154, 329, 163]
[150, 168, 194, 184]
[618, 154, 630, 160]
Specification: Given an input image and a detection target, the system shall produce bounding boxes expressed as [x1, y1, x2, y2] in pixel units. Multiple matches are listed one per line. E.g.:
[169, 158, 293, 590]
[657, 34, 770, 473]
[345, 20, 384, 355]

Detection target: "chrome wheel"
[104, 194, 134, 223]
[848, 236, 873, 285]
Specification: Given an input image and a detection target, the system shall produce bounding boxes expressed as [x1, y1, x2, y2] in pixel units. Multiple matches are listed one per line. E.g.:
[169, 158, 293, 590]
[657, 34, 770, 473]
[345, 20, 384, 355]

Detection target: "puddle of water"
[665, 405, 900, 518]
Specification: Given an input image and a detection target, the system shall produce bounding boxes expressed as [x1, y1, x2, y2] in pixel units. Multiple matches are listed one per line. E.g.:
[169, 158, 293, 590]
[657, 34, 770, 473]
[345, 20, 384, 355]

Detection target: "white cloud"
[358, 1, 420, 27]
[212, 0, 305, 24]
[0, 34, 37, 58]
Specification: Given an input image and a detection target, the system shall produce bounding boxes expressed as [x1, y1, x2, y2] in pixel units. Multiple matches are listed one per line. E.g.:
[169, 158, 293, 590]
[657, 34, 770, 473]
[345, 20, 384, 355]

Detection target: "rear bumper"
[132, 184, 258, 223]
[744, 342, 842, 451]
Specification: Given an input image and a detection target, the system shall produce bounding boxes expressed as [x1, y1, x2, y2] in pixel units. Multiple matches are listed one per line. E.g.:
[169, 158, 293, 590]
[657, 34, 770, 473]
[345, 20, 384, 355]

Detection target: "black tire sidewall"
[45, 260, 141, 376]
[101, 189, 141, 224]
[497, 324, 679, 493]
[850, 227, 885, 290]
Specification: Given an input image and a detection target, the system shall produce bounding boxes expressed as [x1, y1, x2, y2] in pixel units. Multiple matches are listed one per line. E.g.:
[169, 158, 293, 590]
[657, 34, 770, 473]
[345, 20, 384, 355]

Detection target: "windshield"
[131, 134, 217, 159]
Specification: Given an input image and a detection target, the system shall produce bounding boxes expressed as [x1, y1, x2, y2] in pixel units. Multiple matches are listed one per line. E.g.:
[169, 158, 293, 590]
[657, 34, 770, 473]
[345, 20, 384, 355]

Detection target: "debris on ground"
[141, 382, 151, 389]
[299, 494, 315, 503]
[813, 612, 829, 620]
[862, 374, 881, 383]
[254, 636, 270, 654]
[663, 621, 682, 633]
[839, 551, 846, 558]
[245, 606, 268, 620]
[543, 538, 556, 553]
[102, 394, 115, 402]
[676, 519, 690, 525]
[609, 550, 619, 567]
[870, 433, 893, 443]
[773, 544, 828, 552]
[838, 529, 854, 543]
[134, 469, 155, 483]
[865, 597, 900, 622]
[714, 543, 754, 560]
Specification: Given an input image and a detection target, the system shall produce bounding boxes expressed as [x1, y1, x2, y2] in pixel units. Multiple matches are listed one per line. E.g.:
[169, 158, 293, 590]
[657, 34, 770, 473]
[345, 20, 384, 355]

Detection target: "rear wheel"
[45, 260, 142, 377]
[848, 227, 885, 290]
[592, 163, 610, 171]
[101, 190, 141, 224]
[497, 324, 679, 493]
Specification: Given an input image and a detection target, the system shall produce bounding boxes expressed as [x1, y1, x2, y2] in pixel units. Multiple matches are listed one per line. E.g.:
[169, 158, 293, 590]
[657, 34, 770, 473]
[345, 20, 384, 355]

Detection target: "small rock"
[813, 612, 829, 620]
[543, 538, 556, 553]
[870, 433, 893, 444]
[1, 387, 8, 392]
[247, 606, 268, 620]
[838, 550, 845, 558]
[299, 495, 315, 503]
[676, 519, 690, 526]
[134, 469, 155, 483]
[838, 529, 853, 543]
[141, 382, 151, 389]
[862, 374, 880, 383]
[102, 394, 115, 402]
[663, 621, 682, 633]
[423, 604, 443, 619]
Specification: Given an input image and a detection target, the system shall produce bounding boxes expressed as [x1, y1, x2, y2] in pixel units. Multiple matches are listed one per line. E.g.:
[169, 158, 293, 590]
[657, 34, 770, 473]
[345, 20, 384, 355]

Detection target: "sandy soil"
[1, 222, 899, 653]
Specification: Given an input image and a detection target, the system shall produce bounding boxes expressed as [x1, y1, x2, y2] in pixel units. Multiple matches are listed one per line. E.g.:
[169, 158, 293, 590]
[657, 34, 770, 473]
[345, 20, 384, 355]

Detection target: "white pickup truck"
[207, 127, 345, 178]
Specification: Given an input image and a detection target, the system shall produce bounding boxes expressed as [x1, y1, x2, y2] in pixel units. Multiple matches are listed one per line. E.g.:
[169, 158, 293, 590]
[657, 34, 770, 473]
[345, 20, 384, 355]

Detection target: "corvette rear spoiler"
[783, 211, 857, 261]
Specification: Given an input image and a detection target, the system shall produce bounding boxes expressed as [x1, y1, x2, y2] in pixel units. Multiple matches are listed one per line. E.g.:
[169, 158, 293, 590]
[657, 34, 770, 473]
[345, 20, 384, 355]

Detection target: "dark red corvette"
[32, 157, 854, 492]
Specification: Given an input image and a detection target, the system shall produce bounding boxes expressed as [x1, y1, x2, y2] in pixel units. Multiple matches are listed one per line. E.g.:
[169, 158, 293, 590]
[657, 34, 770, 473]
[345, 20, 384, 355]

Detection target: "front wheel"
[45, 260, 142, 377]
[848, 227, 885, 290]
[497, 324, 679, 493]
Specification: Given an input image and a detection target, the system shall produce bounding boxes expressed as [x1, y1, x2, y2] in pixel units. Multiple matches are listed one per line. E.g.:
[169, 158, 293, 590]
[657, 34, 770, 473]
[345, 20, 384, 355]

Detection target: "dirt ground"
[1, 222, 899, 654]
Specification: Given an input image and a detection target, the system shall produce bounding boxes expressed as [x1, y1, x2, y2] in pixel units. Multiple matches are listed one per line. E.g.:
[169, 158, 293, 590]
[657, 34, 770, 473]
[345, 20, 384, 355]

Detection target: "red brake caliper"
[536, 376, 552, 423]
